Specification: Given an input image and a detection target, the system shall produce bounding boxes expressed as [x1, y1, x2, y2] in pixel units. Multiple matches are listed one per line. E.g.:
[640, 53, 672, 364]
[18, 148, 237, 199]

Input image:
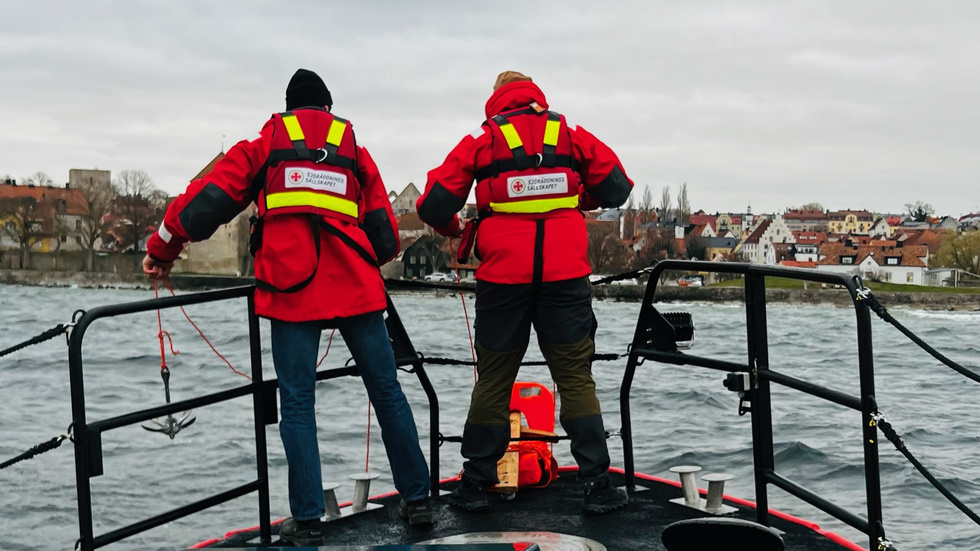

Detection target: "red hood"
[484, 81, 549, 118]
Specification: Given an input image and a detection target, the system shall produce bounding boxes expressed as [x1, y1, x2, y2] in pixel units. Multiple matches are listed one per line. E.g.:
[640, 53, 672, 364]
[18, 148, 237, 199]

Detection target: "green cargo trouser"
[460, 277, 611, 485]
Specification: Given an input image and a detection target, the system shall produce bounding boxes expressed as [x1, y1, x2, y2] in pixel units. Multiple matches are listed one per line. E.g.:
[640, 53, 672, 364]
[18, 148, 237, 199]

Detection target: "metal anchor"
[142, 367, 196, 439]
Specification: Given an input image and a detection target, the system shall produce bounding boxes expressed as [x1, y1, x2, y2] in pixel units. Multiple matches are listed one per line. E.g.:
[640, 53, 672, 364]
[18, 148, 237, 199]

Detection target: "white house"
[816, 243, 929, 285]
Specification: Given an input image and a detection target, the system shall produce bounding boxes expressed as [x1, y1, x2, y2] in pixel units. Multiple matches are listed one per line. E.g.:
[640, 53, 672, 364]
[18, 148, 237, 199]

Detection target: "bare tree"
[936, 232, 980, 274]
[113, 170, 166, 253]
[684, 234, 707, 261]
[799, 202, 824, 212]
[640, 185, 654, 213]
[0, 196, 44, 268]
[587, 223, 631, 274]
[49, 198, 70, 253]
[904, 201, 935, 223]
[676, 183, 691, 224]
[659, 185, 672, 223]
[624, 192, 635, 212]
[78, 175, 117, 270]
[23, 171, 54, 187]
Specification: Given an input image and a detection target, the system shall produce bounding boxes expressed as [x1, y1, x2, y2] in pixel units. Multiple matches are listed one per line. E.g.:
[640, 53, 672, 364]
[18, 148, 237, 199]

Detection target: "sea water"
[1, 284, 979, 550]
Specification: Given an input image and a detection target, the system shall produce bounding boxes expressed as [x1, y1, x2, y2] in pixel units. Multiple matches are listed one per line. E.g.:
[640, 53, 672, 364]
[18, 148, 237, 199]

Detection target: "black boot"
[399, 497, 434, 527]
[448, 475, 489, 513]
[581, 474, 628, 515]
[279, 517, 324, 546]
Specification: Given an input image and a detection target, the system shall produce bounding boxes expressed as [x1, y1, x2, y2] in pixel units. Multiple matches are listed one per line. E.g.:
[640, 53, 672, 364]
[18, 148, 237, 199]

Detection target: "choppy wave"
[1, 287, 979, 550]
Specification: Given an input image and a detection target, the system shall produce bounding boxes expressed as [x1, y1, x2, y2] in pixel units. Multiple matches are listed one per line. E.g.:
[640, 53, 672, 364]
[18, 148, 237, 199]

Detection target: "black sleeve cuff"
[362, 208, 398, 262]
[178, 182, 243, 241]
[418, 181, 466, 228]
[588, 165, 632, 208]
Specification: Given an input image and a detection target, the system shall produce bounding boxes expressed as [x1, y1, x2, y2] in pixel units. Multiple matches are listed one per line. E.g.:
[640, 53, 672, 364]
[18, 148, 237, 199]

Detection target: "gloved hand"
[142, 255, 174, 279]
[438, 216, 465, 238]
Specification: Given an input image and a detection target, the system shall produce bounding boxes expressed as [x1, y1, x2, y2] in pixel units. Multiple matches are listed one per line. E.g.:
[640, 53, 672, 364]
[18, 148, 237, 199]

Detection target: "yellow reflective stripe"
[489, 195, 579, 214]
[282, 115, 305, 141]
[265, 191, 359, 218]
[498, 122, 523, 150]
[326, 119, 347, 146]
[543, 119, 561, 146]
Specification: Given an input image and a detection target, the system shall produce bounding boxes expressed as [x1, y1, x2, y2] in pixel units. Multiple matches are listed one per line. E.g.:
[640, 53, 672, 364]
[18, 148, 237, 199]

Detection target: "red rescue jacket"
[147, 108, 399, 322]
[417, 81, 634, 284]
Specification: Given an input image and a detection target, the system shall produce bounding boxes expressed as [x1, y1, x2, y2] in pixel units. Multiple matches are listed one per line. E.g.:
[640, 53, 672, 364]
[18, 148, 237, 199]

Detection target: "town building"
[816, 243, 929, 285]
[704, 236, 740, 261]
[173, 153, 254, 276]
[783, 209, 829, 232]
[827, 210, 874, 235]
[390, 183, 421, 216]
[1, 179, 89, 256]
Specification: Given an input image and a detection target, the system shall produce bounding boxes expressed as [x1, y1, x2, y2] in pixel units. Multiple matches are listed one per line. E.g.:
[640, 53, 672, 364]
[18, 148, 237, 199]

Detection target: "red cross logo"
[511, 179, 526, 194]
[289, 170, 303, 183]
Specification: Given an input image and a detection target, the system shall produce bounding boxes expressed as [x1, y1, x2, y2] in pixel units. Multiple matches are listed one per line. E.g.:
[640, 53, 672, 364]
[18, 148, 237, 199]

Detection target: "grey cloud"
[1, 0, 978, 215]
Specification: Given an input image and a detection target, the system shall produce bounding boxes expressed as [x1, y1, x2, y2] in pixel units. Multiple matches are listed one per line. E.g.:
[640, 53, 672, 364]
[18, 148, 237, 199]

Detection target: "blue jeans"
[270, 311, 430, 521]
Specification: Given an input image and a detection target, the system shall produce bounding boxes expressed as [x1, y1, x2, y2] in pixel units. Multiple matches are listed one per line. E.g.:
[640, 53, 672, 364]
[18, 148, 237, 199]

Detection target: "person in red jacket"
[417, 71, 633, 515]
[143, 69, 432, 544]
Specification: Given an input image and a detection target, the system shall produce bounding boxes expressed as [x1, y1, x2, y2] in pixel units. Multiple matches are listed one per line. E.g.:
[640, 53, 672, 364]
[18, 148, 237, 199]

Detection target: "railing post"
[745, 272, 775, 526]
[620, 352, 639, 490]
[620, 264, 665, 490]
[855, 299, 885, 549]
[247, 294, 272, 544]
[68, 315, 94, 551]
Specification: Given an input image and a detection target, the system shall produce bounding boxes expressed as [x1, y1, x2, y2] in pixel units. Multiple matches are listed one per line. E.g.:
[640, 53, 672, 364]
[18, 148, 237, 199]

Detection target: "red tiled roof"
[901, 229, 943, 255]
[397, 212, 425, 230]
[783, 209, 827, 220]
[779, 260, 816, 269]
[741, 219, 771, 244]
[0, 183, 89, 215]
[792, 231, 827, 244]
[828, 210, 874, 221]
[818, 243, 928, 268]
[192, 152, 225, 181]
[689, 213, 716, 226]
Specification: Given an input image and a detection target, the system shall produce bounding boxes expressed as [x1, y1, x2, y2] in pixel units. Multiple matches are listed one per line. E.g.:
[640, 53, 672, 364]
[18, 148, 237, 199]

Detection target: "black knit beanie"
[285, 69, 332, 110]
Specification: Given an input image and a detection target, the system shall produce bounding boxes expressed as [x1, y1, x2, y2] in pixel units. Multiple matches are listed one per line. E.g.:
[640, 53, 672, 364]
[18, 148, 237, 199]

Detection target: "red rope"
[316, 329, 336, 368]
[448, 239, 478, 382]
[365, 400, 372, 472]
[162, 279, 251, 381]
[153, 279, 176, 368]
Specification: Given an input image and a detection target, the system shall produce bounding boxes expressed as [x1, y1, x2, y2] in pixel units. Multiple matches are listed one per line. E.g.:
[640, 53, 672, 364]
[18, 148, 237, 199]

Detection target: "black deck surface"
[204, 471, 857, 550]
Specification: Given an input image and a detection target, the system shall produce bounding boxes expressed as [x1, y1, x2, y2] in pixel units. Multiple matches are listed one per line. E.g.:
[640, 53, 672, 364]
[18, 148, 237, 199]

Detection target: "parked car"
[424, 272, 455, 283]
[677, 274, 705, 287]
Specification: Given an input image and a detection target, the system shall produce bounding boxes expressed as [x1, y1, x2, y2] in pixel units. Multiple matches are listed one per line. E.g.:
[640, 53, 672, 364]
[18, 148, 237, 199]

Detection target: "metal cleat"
[668, 465, 702, 509]
[322, 483, 341, 521]
[701, 473, 737, 515]
[347, 472, 383, 515]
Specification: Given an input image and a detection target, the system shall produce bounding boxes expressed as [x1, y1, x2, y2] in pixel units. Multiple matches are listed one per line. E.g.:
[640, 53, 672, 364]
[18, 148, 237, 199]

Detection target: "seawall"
[592, 284, 980, 310]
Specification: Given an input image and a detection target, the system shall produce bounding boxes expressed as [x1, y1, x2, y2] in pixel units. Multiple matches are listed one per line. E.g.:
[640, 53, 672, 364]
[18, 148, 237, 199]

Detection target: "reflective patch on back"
[506, 173, 569, 198]
[470, 127, 487, 139]
[284, 167, 348, 194]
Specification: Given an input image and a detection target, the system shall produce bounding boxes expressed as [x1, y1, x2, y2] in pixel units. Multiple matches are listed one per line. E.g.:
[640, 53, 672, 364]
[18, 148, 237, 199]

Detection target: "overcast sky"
[2, 1, 978, 216]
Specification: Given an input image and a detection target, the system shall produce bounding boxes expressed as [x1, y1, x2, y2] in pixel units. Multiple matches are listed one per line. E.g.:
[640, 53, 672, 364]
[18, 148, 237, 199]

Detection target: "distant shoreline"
[2, 269, 978, 311]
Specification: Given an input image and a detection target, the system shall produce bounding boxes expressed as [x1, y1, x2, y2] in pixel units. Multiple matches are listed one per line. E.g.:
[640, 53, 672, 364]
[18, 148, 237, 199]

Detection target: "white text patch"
[506, 173, 569, 198]
[284, 167, 348, 194]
